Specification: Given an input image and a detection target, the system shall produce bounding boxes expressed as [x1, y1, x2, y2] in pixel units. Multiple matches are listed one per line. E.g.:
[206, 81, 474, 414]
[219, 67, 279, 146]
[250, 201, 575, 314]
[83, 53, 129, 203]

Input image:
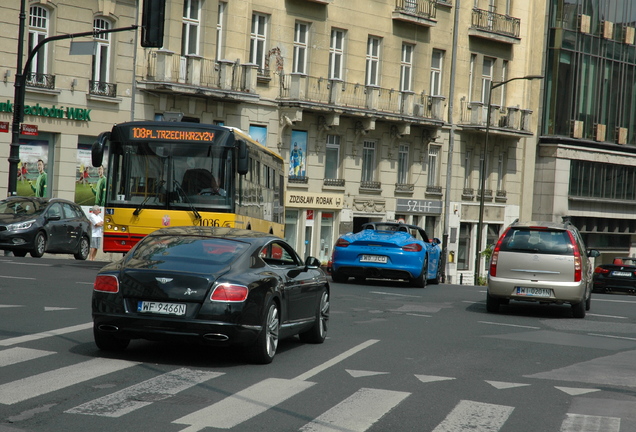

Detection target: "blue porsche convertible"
[330, 222, 442, 288]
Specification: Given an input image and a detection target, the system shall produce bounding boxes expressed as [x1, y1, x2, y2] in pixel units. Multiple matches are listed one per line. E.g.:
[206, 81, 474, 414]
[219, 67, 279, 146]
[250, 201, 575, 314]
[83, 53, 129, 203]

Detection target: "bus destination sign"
[131, 127, 215, 142]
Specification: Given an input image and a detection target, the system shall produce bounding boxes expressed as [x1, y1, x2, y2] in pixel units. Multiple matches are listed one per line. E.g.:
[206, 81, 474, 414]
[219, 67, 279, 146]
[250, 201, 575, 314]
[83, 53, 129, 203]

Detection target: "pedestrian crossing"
[0, 342, 628, 431]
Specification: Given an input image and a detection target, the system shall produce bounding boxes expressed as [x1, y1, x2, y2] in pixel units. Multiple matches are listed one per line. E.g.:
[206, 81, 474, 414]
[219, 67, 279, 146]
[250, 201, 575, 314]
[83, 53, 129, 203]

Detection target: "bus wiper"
[173, 180, 201, 220]
[133, 180, 166, 216]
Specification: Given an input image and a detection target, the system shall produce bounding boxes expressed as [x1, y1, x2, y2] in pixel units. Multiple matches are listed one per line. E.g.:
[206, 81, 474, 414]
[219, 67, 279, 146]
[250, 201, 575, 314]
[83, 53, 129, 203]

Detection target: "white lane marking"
[173, 378, 315, 431]
[406, 313, 432, 317]
[479, 321, 541, 330]
[485, 380, 530, 390]
[560, 413, 620, 432]
[555, 387, 600, 396]
[415, 375, 455, 383]
[593, 298, 636, 304]
[346, 370, 389, 378]
[299, 388, 410, 432]
[295, 339, 380, 381]
[432, 400, 514, 432]
[588, 333, 636, 341]
[0, 305, 23, 308]
[44, 307, 76, 311]
[0, 275, 36, 280]
[0, 322, 92, 347]
[0, 347, 56, 367]
[0, 358, 139, 405]
[370, 291, 421, 298]
[586, 313, 628, 319]
[66, 368, 223, 417]
[76, 282, 94, 285]
[0, 261, 52, 267]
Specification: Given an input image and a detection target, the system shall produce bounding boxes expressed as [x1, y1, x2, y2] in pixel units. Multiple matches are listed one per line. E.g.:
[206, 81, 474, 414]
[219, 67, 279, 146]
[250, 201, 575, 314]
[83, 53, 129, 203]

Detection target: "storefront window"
[320, 212, 334, 265]
[284, 209, 298, 247]
[457, 222, 470, 270]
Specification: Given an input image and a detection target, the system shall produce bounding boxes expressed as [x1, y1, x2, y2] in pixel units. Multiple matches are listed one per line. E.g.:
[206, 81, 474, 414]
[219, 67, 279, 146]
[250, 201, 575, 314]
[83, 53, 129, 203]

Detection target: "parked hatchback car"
[0, 196, 91, 260]
[487, 219, 600, 318]
[331, 222, 442, 288]
[92, 226, 330, 364]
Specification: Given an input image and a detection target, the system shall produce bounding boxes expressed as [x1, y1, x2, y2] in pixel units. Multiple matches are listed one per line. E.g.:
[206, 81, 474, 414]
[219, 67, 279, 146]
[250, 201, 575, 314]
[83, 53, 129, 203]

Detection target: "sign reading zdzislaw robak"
[0, 100, 92, 122]
[396, 198, 443, 214]
[286, 191, 344, 209]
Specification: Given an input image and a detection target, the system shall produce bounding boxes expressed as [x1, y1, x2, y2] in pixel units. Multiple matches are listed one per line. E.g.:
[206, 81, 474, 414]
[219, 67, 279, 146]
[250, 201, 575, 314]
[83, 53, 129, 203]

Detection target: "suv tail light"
[402, 243, 423, 252]
[567, 231, 582, 282]
[94, 275, 119, 293]
[489, 227, 510, 277]
[211, 283, 248, 302]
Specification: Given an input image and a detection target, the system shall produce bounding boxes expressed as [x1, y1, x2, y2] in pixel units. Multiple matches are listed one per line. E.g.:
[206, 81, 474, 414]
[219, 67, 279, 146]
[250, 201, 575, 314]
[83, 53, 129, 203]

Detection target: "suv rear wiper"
[173, 180, 201, 220]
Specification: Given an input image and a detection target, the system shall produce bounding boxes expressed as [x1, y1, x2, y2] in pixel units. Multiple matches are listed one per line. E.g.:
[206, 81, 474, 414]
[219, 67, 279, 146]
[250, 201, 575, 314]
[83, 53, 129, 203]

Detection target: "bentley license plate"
[360, 255, 388, 263]
[137, 301, 186, 316]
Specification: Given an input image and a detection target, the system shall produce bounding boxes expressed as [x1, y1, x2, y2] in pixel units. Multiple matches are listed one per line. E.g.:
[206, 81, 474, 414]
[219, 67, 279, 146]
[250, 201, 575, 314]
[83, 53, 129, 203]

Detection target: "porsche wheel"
[412, 257, 428, 288]
[299, 288, 329, 344]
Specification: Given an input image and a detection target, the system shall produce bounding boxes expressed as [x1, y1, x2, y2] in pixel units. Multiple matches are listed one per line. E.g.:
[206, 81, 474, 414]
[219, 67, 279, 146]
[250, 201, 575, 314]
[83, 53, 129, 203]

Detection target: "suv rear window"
[498, 228, 573, 255]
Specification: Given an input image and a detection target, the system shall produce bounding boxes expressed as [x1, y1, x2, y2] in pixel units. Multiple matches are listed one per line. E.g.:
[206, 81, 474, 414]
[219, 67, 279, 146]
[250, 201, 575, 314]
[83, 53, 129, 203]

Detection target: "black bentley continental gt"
[92, 226, 330, 364]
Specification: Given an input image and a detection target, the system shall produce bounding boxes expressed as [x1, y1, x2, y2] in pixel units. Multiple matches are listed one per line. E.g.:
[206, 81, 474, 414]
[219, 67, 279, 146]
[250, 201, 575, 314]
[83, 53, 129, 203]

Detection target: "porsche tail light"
[594, 267, 609, 275]
[335, 238, 350, 247]
[567, 231, 582, 282]
[489, 227, 509, 278]
[94, 275, 119, 293]
[402, 243, 423, 252]
[211, 283, 248, 302]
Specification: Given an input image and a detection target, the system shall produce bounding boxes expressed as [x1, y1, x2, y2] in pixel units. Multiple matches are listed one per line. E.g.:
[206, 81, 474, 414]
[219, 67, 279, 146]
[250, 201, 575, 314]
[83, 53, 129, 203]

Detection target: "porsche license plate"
[137, 301, 186, 315]
[360, 255, 388, 263]
[515, 287, 552, 297]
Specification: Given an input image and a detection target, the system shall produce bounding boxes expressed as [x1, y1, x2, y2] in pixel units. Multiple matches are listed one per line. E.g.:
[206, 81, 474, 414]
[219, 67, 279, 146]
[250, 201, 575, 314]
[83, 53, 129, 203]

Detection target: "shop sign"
[20, 124, 38, 136]
[0, 100, 92, 122]
[396, 198, 443, 214]
[0, 121, 8, 133]
[286, 191, 344, 209]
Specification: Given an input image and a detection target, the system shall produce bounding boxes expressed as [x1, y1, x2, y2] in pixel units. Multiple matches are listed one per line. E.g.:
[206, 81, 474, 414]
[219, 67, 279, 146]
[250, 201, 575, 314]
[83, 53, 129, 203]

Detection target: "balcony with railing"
[25, 72, 56, 90]
[459, 100, 534, 135]
[89, 80, 117, 97]
[279, 74, 446, 125]
[393, 0, 437, 27]
[470, 8, 521, 43]
[141, 50, 259, 102]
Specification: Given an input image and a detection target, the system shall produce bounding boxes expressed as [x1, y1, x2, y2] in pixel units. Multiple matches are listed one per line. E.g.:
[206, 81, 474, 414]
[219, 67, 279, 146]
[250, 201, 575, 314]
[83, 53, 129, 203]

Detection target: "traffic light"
[141, 0, 166, 48]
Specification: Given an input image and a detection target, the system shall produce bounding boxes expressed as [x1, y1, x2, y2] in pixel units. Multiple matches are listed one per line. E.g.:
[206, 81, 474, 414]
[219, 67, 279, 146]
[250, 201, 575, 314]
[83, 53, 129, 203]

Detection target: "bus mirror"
[92, 132, 110, 167]
[237, 140, 249, 175]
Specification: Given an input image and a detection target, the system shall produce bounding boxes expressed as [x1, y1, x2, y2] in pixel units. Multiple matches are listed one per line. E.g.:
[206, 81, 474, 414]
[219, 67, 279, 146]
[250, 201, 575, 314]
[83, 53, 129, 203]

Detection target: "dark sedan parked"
[593, 257, 636, 295]
[0, 196, 91, 259]
[92, 226, 330, 364]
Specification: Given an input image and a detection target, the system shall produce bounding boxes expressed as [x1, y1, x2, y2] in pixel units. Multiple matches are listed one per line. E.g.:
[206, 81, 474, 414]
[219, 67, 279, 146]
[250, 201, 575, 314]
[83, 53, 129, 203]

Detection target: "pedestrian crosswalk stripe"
[66, 368, 223, 417]
[0, 358, 139, 405]
[299, 387, 410, 432]
[560, 413, 620, 432]
[173, 378, 315, 431]
[0, 347, 55, 367]
[0, 322, 92, 347]
[432, 400, 514, 432]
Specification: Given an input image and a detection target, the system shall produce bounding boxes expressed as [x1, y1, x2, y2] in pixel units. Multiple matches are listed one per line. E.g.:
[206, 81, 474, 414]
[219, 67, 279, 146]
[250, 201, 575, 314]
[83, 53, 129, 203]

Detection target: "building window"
[182, 0, 200, 56]
[28, 5, 49, 76]
[430, 49, 443, 96]
[361, 140, 376, 182]
[250, 13, 268, 73]
[325, 135, 340, 180]
[497, 153, 505, 191]
[366, 36, 381, 86]
[457, 223, 471, 270]
[293, 22, 309, 74]
[468, 54, 476, 101]
[464, 150, 472, 189]
[400, 44, 413, 92]
[427, 146, 440, 187]
[397, 144, 409, 184]
[482, 57, 495, 104]
[329, 28, 345, 80]
[500, 60, 508, 107]
[92, 19, 111, 84]
[216, 2, 226, 61]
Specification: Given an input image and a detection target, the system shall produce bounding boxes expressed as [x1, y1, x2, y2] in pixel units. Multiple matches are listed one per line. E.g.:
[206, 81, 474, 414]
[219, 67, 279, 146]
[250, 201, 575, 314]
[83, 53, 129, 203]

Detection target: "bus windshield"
[108, 139, 234, 211]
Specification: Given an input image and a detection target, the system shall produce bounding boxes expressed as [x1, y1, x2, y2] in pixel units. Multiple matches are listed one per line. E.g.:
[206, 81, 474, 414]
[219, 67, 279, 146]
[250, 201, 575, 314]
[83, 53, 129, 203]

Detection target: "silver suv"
[487, 219, 600, 318]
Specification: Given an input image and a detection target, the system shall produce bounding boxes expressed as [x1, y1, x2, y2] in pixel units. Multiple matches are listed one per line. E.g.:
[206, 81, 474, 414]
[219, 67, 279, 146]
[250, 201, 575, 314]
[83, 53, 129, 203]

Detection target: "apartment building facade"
[0, 0, 546, 283]
[534, 0, 636, 264]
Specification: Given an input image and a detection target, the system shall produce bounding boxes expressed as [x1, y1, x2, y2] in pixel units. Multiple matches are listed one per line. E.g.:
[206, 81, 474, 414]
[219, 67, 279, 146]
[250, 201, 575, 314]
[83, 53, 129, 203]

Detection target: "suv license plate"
[515, 287, 552, 297]
[360, 255, 388, 263]
[137, 301, 186, 316]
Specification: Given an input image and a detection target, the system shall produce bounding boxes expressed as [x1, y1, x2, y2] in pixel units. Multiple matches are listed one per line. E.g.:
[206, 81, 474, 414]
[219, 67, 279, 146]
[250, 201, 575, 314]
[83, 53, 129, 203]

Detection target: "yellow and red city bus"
[91, 121, 284, 253]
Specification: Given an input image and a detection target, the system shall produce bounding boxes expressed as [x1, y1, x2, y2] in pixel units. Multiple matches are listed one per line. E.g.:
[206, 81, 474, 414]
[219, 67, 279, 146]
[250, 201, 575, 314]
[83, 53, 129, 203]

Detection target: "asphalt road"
[0, 255, 635, 431]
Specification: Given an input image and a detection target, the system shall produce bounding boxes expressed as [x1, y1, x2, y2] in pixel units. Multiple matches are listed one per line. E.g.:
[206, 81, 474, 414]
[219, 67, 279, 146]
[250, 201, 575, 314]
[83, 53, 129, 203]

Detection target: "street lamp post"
[473, 74, 543, 285]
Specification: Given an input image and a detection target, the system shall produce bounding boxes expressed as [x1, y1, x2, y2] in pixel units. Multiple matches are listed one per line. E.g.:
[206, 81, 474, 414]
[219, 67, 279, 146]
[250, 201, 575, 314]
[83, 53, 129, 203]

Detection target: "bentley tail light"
[211, 283, 248, 302]
[402, 243, 423, 252]
[94, 275, 119, 293]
